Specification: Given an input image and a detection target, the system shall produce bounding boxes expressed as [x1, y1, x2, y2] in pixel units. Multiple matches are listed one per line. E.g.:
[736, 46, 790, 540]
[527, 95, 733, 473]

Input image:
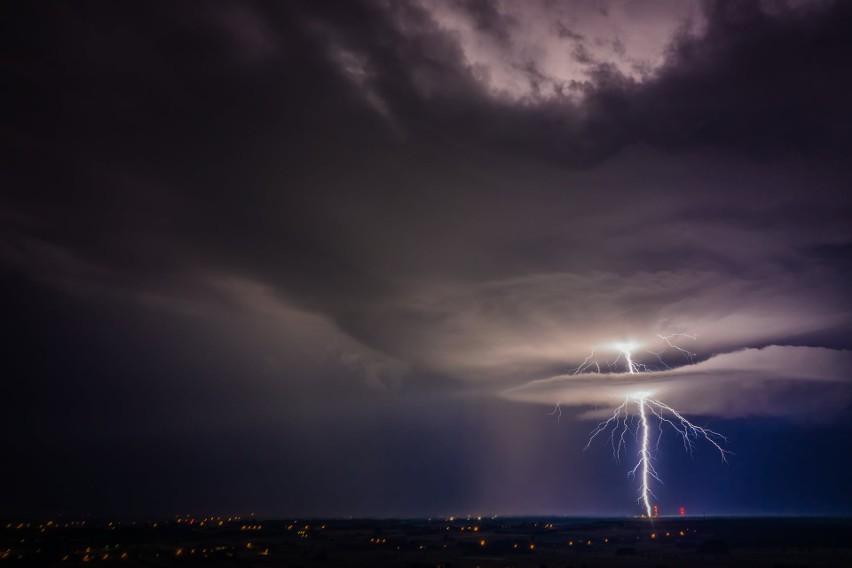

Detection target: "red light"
[679, 507, 685, 516]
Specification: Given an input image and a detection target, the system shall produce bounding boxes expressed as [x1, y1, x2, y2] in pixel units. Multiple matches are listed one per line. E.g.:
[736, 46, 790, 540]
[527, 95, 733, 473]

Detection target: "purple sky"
[1, 0, 851, 518]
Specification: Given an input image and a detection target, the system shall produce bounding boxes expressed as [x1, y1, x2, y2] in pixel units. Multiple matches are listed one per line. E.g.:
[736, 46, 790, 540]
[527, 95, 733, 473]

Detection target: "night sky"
[2, 0, 852, 519]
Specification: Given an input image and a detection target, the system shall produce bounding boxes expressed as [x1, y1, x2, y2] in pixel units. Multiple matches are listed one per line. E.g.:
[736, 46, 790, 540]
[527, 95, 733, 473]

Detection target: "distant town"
[2, 515, 850, 566]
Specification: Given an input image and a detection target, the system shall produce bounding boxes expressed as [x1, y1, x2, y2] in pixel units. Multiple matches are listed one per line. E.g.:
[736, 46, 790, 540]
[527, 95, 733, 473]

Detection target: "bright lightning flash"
[579, 336, 729, 518]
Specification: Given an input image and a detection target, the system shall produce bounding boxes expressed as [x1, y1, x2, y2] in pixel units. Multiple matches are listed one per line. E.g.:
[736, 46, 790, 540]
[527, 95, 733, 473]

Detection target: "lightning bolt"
[547, 403, 562, 422]
[568, 349, 600, 375]
[657, 333, 697, 364]
[633, 396, 655, 518]
[578, 335, 729, 517]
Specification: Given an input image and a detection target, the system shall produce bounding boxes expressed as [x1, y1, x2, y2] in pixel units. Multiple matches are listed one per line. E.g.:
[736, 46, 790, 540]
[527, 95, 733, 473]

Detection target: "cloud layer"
[504, 345, 852, 419]
[2, 0, 851, 409]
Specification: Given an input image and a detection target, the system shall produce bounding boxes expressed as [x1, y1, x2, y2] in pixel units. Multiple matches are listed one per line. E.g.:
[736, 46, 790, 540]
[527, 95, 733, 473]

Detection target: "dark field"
[2, 516, 851, 567]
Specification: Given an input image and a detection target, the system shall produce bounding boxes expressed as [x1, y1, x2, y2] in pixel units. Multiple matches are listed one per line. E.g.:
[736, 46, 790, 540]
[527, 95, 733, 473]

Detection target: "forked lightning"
[576, 336, 729, 517]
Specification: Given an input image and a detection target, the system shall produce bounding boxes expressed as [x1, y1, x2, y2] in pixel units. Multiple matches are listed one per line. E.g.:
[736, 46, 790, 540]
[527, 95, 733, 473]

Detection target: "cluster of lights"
[0, 522, 708, 564]
[650, 529, 693, 539]
[174, 546, 236, 560]
[179, 514, 248, 521]
[286, 523, 324, 532]
[563, 527, 696, 548]
[176, 514, 242, 526]
[442, 515, 485, 522]
[0, 519, 322, 563]
[5, 520, 88, 530]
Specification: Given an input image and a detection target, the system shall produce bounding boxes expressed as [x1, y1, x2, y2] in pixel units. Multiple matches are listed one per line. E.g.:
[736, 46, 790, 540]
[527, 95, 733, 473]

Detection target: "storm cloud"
[1, 0, 851, 516]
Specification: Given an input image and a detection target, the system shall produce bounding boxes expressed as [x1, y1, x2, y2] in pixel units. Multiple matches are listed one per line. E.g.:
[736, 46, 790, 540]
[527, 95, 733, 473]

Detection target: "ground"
[3, 516, 851, 567]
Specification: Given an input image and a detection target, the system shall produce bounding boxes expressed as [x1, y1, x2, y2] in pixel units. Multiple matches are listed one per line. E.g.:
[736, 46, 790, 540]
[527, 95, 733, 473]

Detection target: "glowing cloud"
[503, 344, 852, 419]
[503, 338, 852, 515]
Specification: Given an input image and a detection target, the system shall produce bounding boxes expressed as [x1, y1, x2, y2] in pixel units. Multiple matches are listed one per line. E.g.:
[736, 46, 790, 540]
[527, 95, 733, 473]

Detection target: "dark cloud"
[456, 0, 518, 46]
[3, 0, 851, 389]
[1, 0, 851, 516]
